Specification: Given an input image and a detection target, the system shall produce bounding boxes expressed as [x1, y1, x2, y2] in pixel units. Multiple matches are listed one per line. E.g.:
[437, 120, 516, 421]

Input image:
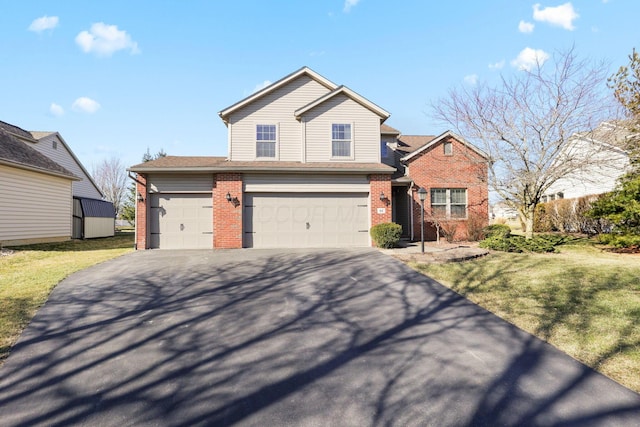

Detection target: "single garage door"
[244, 193, 369, 248]
[150, 194, 213, 249]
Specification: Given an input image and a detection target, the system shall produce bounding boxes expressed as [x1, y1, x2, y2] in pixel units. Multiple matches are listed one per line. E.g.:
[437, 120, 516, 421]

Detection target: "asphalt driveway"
[0, 249, 638, 426]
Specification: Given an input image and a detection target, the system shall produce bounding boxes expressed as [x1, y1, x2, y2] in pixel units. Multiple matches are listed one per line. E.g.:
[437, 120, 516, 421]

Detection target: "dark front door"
[392, 186, 411, 238]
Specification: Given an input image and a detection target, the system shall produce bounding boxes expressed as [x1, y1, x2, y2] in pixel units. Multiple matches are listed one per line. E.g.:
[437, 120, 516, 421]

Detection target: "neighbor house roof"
[294, 85, 390, 121]
[129, 155, 395, 174]
[219, 67, 338, 122]
[400, 130, 488, 162]
[0, 120, 38, 142]
[381, 124, 401, 135]
[0, 129, 79, 179]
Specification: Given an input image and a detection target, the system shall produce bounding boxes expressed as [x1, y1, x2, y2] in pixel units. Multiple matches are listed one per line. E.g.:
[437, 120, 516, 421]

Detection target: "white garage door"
[244, 193, 369, 248]
[150, 194, 213, 249]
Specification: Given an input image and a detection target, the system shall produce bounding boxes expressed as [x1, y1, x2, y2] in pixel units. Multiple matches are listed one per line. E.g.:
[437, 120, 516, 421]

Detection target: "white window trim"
[255, 123, 279, 160]
[443, 141, 453, 156]
[431, 188, 468, 220]
[330, 122, 355, 160]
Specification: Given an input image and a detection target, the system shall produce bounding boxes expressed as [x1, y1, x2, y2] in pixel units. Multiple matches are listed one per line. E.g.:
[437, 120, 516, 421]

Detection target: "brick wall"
[407, 136, 488, 241]
[214, 173, 243, 248]
[369, 174, 392, 246]
[135, 173, 147, 249]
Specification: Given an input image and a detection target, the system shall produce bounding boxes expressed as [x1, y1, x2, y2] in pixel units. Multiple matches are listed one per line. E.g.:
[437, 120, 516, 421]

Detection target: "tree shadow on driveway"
[0, 248, 638, 426]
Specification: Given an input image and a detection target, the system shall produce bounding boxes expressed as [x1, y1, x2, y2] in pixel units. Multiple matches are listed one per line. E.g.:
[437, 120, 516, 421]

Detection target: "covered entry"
[149, 194, 213, 249]
[244, 193, 369, 248]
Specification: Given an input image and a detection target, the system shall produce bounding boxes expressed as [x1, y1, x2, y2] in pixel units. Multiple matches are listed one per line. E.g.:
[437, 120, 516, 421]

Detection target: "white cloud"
[75, 23, 140, 57]
[343, 0, 360, 13]
[464, 74, 478, 85]
[72, 97, 101, 114]
[253, 80, 272, 93]
[533, 3, 579, 30]
[28, 16, 59, 33]
[49, 103, 64, 117]
[489, 60, 505, 70]
[511, 47, 549, 71]
[518, 20, 535, 33]
[309, 50, 326, 57]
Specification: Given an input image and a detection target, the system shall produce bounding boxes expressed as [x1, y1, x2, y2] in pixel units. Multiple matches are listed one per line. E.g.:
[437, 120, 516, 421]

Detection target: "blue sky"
[1, 1, 638, 169]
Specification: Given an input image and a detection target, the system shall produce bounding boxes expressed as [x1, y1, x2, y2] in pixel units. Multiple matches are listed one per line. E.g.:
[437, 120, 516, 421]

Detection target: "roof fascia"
[218, 67, 338, 122]
[128, 165, 395, 174]
[0, 158, 80, 181]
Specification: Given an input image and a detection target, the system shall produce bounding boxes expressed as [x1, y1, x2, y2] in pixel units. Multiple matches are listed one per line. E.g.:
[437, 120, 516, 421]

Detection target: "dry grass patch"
[0, 232, 134, 363]
[408, 242, 640, 392]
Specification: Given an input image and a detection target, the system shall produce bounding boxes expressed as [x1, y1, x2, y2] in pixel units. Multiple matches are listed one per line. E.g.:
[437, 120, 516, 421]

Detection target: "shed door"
[244, 193, 369, 248]
[150, 194, 213, 249]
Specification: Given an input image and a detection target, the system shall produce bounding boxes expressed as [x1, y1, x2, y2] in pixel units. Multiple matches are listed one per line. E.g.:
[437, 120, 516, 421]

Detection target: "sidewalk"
[378, 240, 489, 263]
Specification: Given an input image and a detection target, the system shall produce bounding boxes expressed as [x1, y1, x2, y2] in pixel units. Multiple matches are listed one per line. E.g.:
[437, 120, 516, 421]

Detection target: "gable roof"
[218, 67, 338, 122]
[396, 135, 436, 155]
[0, 120, 38, 142]
[0, 129, 78, 179]
[29, 131, 105, 198]
[400, 130, 488, 162]
[294, 85, 390, 120]
[381, 124, 401, 135]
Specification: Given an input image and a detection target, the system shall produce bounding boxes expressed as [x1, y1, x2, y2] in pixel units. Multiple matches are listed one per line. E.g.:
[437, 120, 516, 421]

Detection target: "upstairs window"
[430, 188, 467, 219]
[332, 123, 352, 157]
[256, 124, 276, 158]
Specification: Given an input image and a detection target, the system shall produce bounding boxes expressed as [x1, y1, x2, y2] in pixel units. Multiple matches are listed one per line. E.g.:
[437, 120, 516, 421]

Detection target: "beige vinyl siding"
[29, 134, 103, 199]
[148, 174, 214, 193]
[243, 173, 370, 192]
[84, 217, 116, 239]
[0, 164, 72, 244]
[303, 94, 381, 163]
[227, 75, 331, 161]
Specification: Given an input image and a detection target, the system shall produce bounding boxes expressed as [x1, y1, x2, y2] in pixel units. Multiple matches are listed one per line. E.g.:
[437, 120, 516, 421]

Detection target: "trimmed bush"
[480, 233, 570, 253]
[597, 233, 640, 250]
[482, 224, 512, 239]
[370, 222, 402, 248]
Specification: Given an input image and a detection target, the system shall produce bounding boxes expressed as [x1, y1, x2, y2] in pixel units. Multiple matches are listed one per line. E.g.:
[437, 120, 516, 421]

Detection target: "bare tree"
[92, 156, 128, 217]
[433, 48, 618, 238]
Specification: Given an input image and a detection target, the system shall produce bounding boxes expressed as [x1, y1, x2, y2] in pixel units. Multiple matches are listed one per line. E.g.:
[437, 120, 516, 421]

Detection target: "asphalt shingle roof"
[0, 129, 78, 179]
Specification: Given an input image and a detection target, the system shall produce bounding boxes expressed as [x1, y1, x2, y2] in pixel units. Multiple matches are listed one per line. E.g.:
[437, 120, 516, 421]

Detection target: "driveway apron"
[0, 249, 638, 426]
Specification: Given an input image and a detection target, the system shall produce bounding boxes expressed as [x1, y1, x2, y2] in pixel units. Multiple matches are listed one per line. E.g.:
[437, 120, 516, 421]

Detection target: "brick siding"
[369, 174, 392, 246]
[135, 173, 148, 249]
[407, 136, 488, 241]
[213, 173, 243, 248]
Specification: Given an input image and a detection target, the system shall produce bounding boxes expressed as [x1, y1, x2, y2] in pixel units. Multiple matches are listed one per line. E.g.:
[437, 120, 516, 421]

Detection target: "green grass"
[410, 241, 640, 392]
[0, 231, 134, 363]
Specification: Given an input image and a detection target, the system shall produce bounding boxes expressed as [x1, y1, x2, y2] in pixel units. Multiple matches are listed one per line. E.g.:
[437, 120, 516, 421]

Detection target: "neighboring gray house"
[542, 122, 632, 202]
[0, 121, 115, 243]
[0, 128, 78, 246]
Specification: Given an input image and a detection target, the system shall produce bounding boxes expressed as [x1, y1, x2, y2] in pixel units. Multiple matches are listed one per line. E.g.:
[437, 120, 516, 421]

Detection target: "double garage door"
[150, 194, 213, 249]
[244, 193, 369, 248]
[148, 185, 370, 249]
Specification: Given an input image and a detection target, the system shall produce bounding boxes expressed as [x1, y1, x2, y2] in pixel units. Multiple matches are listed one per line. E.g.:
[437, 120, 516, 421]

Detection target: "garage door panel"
[150, 194, 213, 249]
[244, 193, 369, 248]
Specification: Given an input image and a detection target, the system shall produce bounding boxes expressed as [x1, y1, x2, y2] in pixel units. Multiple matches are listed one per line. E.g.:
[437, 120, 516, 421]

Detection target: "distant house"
[491, 202, 518, 220]
[542, 122, 632, 202]
[0, 121, 115, 244]
[130, 67, 489, 249]
[0, 127, 78, 246]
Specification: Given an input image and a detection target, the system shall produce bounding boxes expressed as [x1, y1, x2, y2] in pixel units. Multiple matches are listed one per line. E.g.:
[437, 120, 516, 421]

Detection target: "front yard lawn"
[0, 232, 134, 363]
[409, 241, 640, 393]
